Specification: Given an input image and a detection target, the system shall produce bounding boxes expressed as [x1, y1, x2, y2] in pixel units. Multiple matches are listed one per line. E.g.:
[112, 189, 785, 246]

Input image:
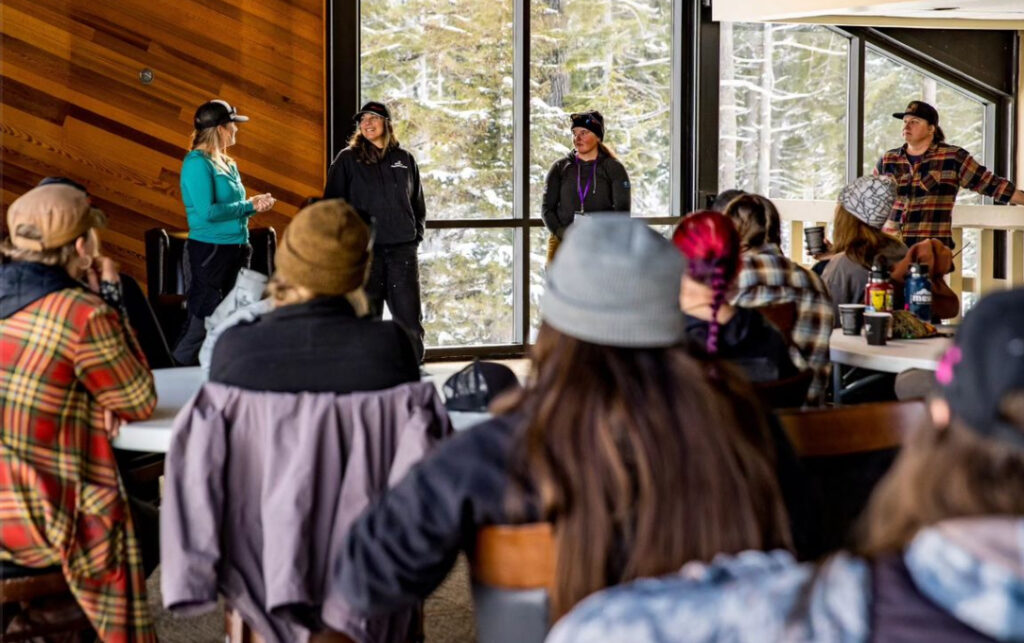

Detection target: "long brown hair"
[347, 118, 400, 164]
[500, 324, 791, 619]
[830, 204, 900, 269]
[858, 392, 1024, 556]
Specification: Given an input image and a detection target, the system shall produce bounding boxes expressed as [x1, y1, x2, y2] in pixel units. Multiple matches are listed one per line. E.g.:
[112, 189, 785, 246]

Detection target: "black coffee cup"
[805, 226, 826, 255]
[838, 304, 866, 336]
[864, 312, 891, 346]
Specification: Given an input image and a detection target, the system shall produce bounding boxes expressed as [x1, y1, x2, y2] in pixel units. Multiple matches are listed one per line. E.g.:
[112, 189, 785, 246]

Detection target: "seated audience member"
[673, 210, 797, 383]
[548, 287, 1024, 643]
[337, 215, 794, 623]
[822, 175, 908, 319]
[34, 176, 176, 367]
[710, 188, 746, 213]
[723, 194, 834, 403]
[209, 198, 419, 393]
[0, 184, 157, 641]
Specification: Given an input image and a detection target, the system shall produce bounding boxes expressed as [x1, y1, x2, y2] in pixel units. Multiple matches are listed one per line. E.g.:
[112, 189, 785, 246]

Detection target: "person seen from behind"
[210, 199, 419, 394]
[549, 286, 1024, 643]
[336, 215, 792, 629]
[723, 194, 834, 403]
[821, 174, 908, 319]
[0, 184, 157, 641]
[673, 210, 797, 383]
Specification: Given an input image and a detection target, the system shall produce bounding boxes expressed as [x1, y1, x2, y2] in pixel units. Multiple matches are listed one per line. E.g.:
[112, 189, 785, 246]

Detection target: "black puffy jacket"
[323, 145, 426, 246]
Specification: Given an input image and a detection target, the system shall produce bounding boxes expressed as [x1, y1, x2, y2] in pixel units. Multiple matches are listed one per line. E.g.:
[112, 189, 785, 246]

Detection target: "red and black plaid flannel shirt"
[1, 287, 156, 642]
[874, 142, 1016, 248]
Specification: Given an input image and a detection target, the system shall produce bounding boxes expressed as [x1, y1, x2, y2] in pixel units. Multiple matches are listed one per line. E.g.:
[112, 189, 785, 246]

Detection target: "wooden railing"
[774, 199, 1024, 319]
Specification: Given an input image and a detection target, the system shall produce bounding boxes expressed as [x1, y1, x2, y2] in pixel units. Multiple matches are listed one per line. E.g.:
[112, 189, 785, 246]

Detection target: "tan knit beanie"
[274, 199, 371, 295]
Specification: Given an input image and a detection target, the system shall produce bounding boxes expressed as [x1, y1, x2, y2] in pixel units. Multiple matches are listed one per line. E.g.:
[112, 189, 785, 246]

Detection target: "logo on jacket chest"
[390, 160, 408, 169]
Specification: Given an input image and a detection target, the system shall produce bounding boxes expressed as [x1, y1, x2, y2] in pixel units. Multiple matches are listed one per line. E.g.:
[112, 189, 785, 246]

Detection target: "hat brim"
[892, 111, 934, 124]
[353, 110, 389, 122]
[230, 114, 249, 123]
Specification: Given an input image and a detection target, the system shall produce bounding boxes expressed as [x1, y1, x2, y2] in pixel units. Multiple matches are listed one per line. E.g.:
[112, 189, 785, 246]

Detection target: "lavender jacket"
[160, 380, 452, 643]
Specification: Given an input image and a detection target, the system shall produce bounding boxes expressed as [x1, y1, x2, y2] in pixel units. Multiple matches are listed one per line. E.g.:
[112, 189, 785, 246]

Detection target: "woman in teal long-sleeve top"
[172, 99, 275, 365]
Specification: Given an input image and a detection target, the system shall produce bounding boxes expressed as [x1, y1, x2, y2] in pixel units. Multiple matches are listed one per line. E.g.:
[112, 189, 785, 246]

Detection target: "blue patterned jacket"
[547, 518, 1024, 643]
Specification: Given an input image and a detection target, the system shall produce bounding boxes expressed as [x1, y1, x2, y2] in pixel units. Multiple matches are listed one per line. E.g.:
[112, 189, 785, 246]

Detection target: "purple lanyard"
[576, 157, 597, 212]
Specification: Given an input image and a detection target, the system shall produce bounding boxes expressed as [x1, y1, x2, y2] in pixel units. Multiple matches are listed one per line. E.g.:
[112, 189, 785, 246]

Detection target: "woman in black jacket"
[322, 101, 426, 362]
[541, 110, 631, 262]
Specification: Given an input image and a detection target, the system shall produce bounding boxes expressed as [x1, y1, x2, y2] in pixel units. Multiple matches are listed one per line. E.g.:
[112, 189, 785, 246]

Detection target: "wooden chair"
[471, 523, 555, 643]
[753, 369, 814, 410]
[778, 400, 928, 557]
[752, 301, 799, 345]
[1, 565, 93, 641]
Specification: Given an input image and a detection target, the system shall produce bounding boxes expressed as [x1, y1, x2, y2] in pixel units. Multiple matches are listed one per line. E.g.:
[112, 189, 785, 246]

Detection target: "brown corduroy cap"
[275, 199, 372, 295]
[6, 184, 106, 251]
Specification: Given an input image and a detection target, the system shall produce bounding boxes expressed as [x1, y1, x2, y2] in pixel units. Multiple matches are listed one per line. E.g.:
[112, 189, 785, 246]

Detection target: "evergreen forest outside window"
[718, 23, 849, 201]
[361, 0, 675, 348]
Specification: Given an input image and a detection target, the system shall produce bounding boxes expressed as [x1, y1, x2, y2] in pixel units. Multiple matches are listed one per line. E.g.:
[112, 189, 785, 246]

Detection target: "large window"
[361, 0, 677, 350]
[529, 0, 673, 219]
[718, 23, 849, 200]
[361, 0, 515, 221]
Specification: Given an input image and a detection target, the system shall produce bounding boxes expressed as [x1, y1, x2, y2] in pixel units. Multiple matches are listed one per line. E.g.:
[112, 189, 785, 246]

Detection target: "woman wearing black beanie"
[541, 110, 631, 262]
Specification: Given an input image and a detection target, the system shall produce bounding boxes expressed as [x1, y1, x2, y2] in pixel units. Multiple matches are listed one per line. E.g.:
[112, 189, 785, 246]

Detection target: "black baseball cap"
[353, 101, 391, 122]
[193, 99, 249, 130]
[893, 101, 939, 125]
[936, 288, 1024, 449]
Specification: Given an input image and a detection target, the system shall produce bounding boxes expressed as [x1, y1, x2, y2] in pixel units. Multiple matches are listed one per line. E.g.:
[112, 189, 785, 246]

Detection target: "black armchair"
[144, 228, 277, 347]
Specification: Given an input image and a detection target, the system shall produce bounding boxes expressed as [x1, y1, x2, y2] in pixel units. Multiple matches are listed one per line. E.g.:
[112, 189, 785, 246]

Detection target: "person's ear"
[74, 235, 90, 259]
[929, 396, 951, 429]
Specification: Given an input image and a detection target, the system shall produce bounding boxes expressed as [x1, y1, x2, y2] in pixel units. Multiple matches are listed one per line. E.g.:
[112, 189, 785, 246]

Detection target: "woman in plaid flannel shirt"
[1, 184, 157, 642]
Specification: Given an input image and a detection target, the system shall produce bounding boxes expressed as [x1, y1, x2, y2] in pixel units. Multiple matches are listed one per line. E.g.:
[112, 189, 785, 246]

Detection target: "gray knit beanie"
[839, 175, 897, 229]
[541, 215, 685, 347]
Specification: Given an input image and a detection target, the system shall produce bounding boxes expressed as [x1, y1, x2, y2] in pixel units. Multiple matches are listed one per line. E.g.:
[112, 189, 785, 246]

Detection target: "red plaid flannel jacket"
[732, 245, 834, 404]
[1, 287, 157, 642]
[874, 142, 1015, 248]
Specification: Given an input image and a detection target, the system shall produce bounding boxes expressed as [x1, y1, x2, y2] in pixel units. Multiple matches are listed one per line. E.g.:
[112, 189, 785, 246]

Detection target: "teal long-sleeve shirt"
[180, 149, 255, 244]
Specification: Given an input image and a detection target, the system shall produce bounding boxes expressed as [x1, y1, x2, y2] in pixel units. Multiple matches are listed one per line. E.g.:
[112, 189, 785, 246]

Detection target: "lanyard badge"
[576, 156, 597, 214]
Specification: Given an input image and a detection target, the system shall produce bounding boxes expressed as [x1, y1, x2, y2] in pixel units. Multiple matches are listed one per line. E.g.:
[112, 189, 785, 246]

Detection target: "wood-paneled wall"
[1, 0, 325, 287]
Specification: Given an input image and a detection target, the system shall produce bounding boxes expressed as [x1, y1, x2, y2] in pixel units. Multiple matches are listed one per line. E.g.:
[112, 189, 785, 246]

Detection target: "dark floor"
[147, 555, 476, 642]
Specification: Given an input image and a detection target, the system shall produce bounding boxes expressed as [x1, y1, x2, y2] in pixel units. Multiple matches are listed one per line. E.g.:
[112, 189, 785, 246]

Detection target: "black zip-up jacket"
[542, 151, 631, 238]
[323, 145, 426, 246]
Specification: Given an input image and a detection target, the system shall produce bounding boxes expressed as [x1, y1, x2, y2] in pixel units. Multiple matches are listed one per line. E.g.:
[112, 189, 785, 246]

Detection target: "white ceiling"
[713, 0, 1024, 28]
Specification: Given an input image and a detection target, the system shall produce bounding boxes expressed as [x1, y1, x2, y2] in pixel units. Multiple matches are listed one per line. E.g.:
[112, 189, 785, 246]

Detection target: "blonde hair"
[189, 126, 235, 171]
[266, 274, 369, 316]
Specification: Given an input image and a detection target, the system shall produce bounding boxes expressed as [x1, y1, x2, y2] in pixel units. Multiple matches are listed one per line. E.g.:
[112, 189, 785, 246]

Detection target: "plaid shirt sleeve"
[734, 252, 833, 404]
[74, 304, 156, 422]
[957, 150, 1016, 203]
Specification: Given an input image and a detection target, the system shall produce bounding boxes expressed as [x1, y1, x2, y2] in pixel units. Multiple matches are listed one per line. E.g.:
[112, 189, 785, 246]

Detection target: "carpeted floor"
[147, 555, 476, 642]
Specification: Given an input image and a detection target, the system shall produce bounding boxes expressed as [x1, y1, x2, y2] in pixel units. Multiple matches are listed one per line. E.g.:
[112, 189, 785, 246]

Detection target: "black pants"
[365, 242, 425, 362]
[172, 239, 251, 366]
